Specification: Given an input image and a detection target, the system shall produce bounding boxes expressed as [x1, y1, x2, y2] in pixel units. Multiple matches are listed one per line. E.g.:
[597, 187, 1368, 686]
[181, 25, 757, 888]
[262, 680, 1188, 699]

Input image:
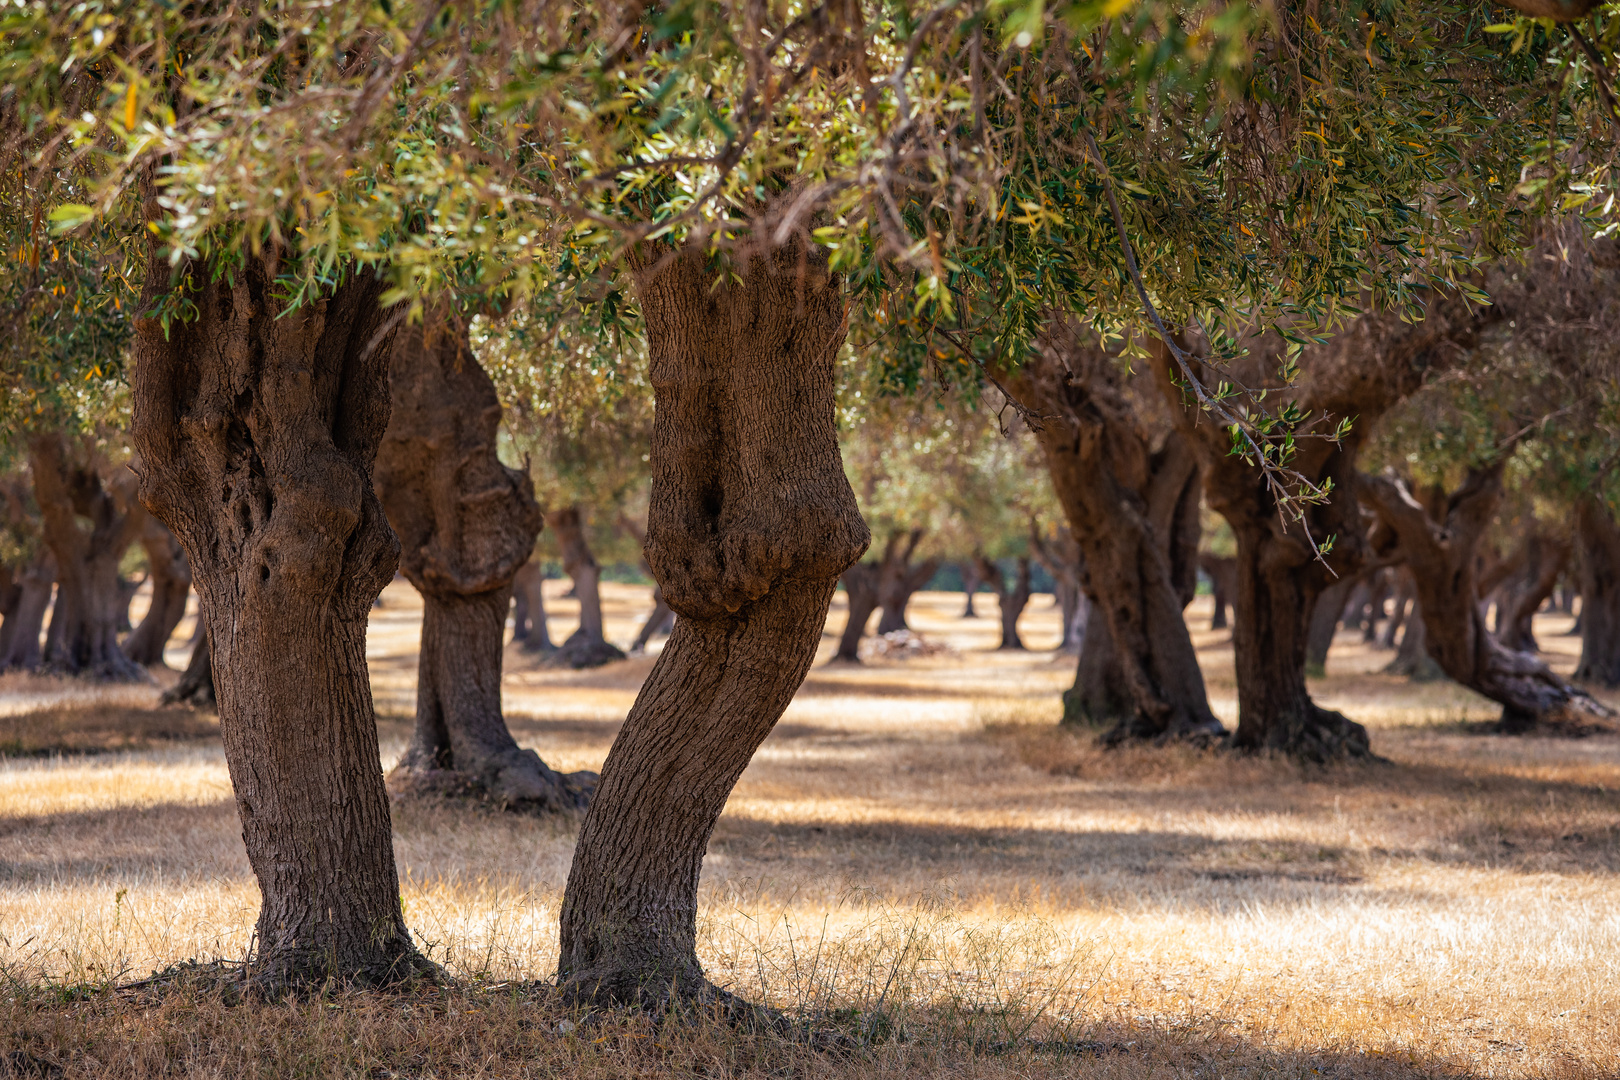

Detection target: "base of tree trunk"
[1495, 695, 1617, 737]
[547, 631, 627, 669]
[388, 758, 597, 812]
[160, 632, 215, 710]
[1231, 704, 1373, 763]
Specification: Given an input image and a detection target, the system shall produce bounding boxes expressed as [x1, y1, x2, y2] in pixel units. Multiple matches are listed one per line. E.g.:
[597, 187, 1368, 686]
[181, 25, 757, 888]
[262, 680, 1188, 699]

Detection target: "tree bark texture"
[28, 433, 148, 681]
[373, 315, 588, 811]
[124, 518, 191, 666]
[832, 562, 880, 663]
[511, 560, 556, 654]
[1010, 322, 1221, 742]
[130, 249, 425, 989]
[546, 506, 626, 669]
[0, 551, 53, 672]
[558, 238, 869, 1005]
[1575, 496, 1620, 687]
[1362, 468, 1612, 731]
[1158, 298, 1487, 760]
[874, 530, 940, 635]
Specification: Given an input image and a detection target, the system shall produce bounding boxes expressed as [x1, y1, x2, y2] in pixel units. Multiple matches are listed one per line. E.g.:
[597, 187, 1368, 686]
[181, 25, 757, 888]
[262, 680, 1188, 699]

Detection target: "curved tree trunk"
[975, 555, 1032, 650]
[0, 552, 53, 671]
[28, 433, 148, 681]
[832, 562, 880, 663]
[374, 314, 588, 811]
[874, 530, 939, 635]
[959, 560, 983, 618]
[131, 249, 426, 990]
[558, 237, 868, 1006]
[1496, 531, 1569, 653]
[1574, 496, 1620, 687]
[1305, 575, 1356, 677]
[1010, 324, 1222, 742]
[547, 507, 626, 669]
[124, 518, 191, 666]
[511, 560, 557, 654]
[161, 627, 216, 710]
[1362, 468, 1611, 732]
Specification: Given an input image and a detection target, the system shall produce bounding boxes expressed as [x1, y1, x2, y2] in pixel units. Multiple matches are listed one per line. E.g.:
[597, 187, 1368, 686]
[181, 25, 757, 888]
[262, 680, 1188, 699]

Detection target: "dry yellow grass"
[1, 581, 1617, 1078]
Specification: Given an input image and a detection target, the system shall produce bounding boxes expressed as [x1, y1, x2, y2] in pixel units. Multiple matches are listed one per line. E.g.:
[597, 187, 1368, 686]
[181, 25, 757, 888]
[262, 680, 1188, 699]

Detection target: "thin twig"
[1569, 24, 1620, 144]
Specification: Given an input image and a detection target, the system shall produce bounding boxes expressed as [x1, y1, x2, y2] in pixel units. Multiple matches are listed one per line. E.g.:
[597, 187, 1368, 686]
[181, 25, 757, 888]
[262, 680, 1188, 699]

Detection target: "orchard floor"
[1, 582, 1618, 1078]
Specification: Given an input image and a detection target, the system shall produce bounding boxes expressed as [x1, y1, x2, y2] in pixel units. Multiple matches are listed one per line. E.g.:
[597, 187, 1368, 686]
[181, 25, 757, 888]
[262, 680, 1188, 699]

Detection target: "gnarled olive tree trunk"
[1575, 496, 1620, 687]
[131, 249, 426, 989]
[511, 560, 557, 654]
[1361, 467, 1611, 732]
[974, 555, 1032, 650]
[28, 433, 148, 681]
[558, 238, 868, 1005]
[832, 562, 880, 663]
[374, 314, 589, 811]
[1494, 529, 1569, 653]
[1009, 321, 1220, 742]
[0, 551, 52, 672]
[124, 518, 191, 667]
[874, 529, 940, 635]
[547, 507, 626, 669]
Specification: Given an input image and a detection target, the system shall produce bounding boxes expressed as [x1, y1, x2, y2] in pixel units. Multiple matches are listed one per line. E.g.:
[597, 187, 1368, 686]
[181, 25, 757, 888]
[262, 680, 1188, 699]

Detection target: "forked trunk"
[161, 628, 215, 710]
[511, 561, 556, 654]
[874, 530, 939, 635]
[1010, 325, 1222, 742]
[833, 562, 880, 662]
[548, 507, 626, 669]
[558, 237, 868, 1004]
[0, 552, 53, 671]
[131, 249, 425, 989]
[374, 315, 585, 810]
[124, 518, 191, 666]
[1362, 468, 1611, 732]
[976, 556, 1032, 650]
[28, 433, 148, 681]
[1495, 531, 1568, 653]
[1574, 496, 1620, 687]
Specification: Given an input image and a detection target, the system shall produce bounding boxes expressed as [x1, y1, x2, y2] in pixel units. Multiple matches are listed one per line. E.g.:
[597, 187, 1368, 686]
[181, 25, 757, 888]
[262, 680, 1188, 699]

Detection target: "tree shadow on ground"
[0, 705, 218, 756]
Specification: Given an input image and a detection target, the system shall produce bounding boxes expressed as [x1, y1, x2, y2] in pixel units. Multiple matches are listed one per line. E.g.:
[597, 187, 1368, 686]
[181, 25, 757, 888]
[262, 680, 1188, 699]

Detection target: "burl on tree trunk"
[131, 248, 428, 989]
[1010, 322, 1221, 742]
[557, 237, 868, 1005]
[1362, 467, 1613, 733]
[546, 506, 627, 669]
[124, 517, 191, 667]
[832, 561, 880, 663]
[28, 433, 149, 681]
[374, 314, 592, 811]
[874, 529, 940, 635]
[1575, 496, 1620, 687]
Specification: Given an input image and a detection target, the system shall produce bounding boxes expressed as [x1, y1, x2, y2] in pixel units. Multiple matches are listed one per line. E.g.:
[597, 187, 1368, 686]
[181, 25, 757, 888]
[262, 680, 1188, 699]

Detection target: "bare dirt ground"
[1, 582, 1617, 1078]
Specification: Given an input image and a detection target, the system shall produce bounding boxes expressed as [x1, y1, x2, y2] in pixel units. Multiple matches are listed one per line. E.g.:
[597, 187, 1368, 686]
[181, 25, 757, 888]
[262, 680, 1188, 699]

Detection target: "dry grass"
[1, 582, 1617, 1077]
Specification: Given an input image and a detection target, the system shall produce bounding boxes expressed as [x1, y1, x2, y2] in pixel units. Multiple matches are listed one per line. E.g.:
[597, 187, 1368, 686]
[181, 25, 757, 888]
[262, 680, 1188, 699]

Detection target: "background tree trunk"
[0, 552, 53, 671]
[161, 627, 216, 709]
[630, 587, 676, 653]
[1200, 553, 1236, 631]
[511, 560, 556, 654]
[124, 518, 191, 667]
[1362, 467, 1611, 732]
[874, 530, 940, 635]
[131, 249, 425, 989]
[546, 507, 626, 669]
[374, 314, 587, 811]
[832, 563, 880, 663]
[1031, 525, 1084, 652]
[959, 560, 983, 618]
[28, 433, 148, 681]
[1379, 568, 1414, 649]
[1305, 576, 1356, 676]
[1010, 324, 1223, 743]
[1495, 531, 1569, 653]
[558, 238, 869, 1006]
[975, 555, 1032, 650]
[1574, 496, 1620, 687]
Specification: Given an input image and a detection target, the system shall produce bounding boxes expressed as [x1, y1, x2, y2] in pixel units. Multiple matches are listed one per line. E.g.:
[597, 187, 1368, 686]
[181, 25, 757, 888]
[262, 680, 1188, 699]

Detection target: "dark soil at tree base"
[125, 518, 191, 667]
[131, 248, 430, 990]
[557, 236, 869, 1006]
[1011, 320, 1221, 744]
[545, 507, 627, 669]
[1575, 495, 1620, 687]
[374, 315, 590, 812]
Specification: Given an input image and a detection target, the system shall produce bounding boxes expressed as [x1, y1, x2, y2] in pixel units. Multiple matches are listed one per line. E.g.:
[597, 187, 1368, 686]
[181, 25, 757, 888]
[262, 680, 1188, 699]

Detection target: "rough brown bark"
[558, 237, 869, 1005]
[832, 562, 880, 663]
[1362, 467, 1612, 732]
[1495, 530, 1569, 653]
[124, 518, 191, 667]
[374, 315, 589, 811]
[546, 507, 626, 669]
[874, 530, 940, 635]
[161, 627, 216, 710]
[28, 433, 148, 681]
[1010, 323, 1222, 742]
[0, 551, 53, 671]
[1573, 496, 1620, 687]
[131, 248, 426, 989]
[511, 560, 556, 654]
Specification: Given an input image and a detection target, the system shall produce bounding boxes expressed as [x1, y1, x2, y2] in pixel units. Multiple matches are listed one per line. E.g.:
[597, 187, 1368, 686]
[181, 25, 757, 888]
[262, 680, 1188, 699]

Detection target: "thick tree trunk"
[959, 560, 983, 618]
[1201, 553, 1236, 631]
[1010, 326, 1222, 743]
[131, 249, 425, 989]
[1064, 605, 1133, 724]
[0, 552, 53, 671]
[1574, 496, 1620, 687]
[374, 314, 586, 810]
[161, 627, 216, 709]
[558, 237, 868, 1005]
[1496, 531, 1568, 653]
[874, 530, 939, 635]
[547, 507, 626, 669]
[832, 563, 880, 663]
[511, 560, 556, 654]
[124, 518, 191, 666]
[1362, 468, 1611, 732]
[28, 433, 148, 681]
